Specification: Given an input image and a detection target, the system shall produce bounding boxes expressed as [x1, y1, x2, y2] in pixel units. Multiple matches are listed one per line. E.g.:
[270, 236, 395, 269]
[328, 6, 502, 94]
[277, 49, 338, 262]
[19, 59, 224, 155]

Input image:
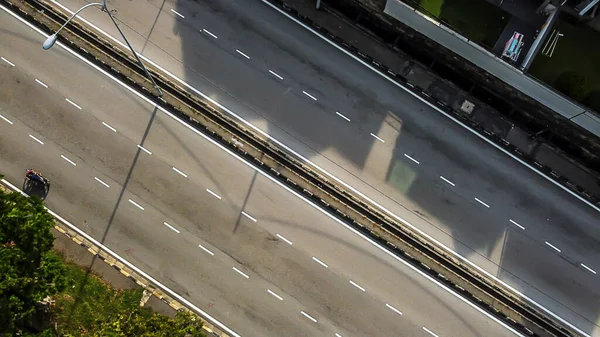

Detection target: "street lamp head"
[42, 34, 58, 50]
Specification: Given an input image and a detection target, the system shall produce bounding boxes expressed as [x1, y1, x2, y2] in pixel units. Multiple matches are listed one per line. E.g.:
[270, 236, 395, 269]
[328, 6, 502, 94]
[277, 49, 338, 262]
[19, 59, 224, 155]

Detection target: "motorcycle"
[24, 169, 50, 188]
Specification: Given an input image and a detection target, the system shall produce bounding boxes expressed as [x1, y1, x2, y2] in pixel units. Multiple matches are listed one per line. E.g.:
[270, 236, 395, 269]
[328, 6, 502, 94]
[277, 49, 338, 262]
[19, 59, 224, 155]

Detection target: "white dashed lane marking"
[545, 241, 561, 253]
[335, 111, 351, 122]
[423, 327, 439, 337]
[94, 177, 110, 188]
[137, 145, 152, 155]
[170, 9, 184, 18]
[35, 79, 48, 88]
[1, 57, 15, 67]
[202, 29, 218, 39]
[404, 153, 420, 164]
[172, 167, 188, 178]
[302, 90, 318, 101]
[65, 98, 82, 110]
[102, 121, 117, 132]
[312, 256, 328, 268]
[385, 303, 403, 316]
[232, 267, 249, 279]
[370, 133, 385, 143]
[128, 199, 144, 211]
[235, 49, 250, 59]
[269, 70, 283, 80]
[0, 114, 13, 125]
[440, 176, 455, 186]
[349, 280, 366, 292]
[163, 222, 180, 234]
[198, 244, 215, 256]
[29, 134, 44, 145]
[276, 234, 293, 245]
[206, 188, 222, 200]
[267, 289, 283, 301]
[241, 211, 257, 222]
[581, 264, 597, 275]
[474, 197, 490, 208]
[509, 219, 525, 230]
[60, 155, 77, 166]
[300, 311, 317, 323]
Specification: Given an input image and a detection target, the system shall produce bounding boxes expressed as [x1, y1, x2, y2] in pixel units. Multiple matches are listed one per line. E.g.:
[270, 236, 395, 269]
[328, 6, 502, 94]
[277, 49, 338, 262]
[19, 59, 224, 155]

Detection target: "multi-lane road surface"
[31, 0, 600, 334]
[0, 6, 521, 336]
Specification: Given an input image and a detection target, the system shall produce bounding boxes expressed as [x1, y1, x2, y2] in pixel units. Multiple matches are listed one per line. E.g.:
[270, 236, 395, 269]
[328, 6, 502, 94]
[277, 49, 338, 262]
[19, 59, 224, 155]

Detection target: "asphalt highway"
[0, 8, 519, 337]
[40, 0, 600, 334]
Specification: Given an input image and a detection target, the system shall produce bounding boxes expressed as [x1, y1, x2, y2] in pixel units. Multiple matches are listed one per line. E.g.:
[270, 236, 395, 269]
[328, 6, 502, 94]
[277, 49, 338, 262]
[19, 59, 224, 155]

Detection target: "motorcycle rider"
[25, 169, 48, 186]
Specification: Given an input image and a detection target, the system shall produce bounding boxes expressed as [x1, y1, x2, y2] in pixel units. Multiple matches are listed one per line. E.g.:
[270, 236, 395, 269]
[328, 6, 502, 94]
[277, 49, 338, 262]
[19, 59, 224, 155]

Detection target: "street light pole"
[42, 0, 163, 97]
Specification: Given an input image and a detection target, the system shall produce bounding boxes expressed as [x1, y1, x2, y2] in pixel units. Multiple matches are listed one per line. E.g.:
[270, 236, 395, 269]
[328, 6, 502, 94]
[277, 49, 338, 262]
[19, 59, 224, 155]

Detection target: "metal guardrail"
[2, 0, 583, 336]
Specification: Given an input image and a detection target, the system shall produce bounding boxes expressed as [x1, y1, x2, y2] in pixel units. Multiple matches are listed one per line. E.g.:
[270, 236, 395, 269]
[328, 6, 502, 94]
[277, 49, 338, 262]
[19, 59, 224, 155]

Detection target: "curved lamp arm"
[42, 2, 102, 50]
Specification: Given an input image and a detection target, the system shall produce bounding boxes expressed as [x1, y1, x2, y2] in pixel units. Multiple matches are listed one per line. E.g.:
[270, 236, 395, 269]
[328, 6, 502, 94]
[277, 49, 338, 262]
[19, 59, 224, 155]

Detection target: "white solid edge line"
[335, 111, 351, 122]
[35, 78, 48, 88]
[404, 153, 420, 164]
[94, 177, 110, 188]
[276, 233, 293, 245]
[170, 8, 184, 19]
[206, 188, 222, 200]
[7, 4, 541, 335]
[254, 4, 595, 335]
[172, 166, 188, 178]
[137, 144, 152, 155]
[29, 134, 44, 145]
[232, 267, 249, 279]
[474, 197, 490, 208]
[202, 29, 218, 39]
[1, 56, 15, 66]
[300, 311, 317, 323]
[0, 113, 14, 124]
[581, 264, 597, 275]
[65, 98, 82, 110]
[163, 222, 181, 234]
[267, 289, 284, 301]
[241, 211, 257, 222]
[312, 256, 328, 268]
[102, 121, 117, 132]
[60, 154, 77, 166]
[349, 280, 366, 292]
[370, 133, 385, 143]
[423, 326, 439, 337]
[269, 70, 283, 80]
[509, 219, 525, 230]
[439, 176, 455, 186]
[128, 199, 144, 211]
[545, 241, 561, 253]
[1, 176, 241, 337]
[385, 303, 403, 316]
[198, 244, 215, 256]
[235, 49, 250, 59]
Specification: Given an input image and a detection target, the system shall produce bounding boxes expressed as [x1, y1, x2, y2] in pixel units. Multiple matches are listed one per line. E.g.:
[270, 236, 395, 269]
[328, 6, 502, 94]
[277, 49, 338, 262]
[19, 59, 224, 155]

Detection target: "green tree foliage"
[92, 310, 205, 337]
[0, 184, 68, 334]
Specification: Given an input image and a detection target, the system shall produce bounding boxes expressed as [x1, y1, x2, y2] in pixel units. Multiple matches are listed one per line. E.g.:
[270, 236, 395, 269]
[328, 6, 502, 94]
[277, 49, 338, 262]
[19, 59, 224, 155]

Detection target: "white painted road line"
[170, 8, 184, 18]
[128, 199, 144, 211]
[0, 113, 13, 125]
[545, 241, 561, 253]
[16, 5, 537, 334]
[163, 222, 180, 234]
[385, 303, 402, 316]
[35, 79, 48, 88]
[60, 155, 77, 166]
[206, 189, 222, 200]
[65, 98, 82, 110]
[276, 234, 293, 245]
[302, 90, 318, 101]
[404, 153, 420, 164]
[509, 219, 525, 230]
[202, 29, 218, 39]
[423, 326, 439, 337]
[312, 256, 328, 268]
[269, 70, 283, 80]
[235, 49, 250, 59]
[29, 134, 44, 145]
[137, 144, 152, 155]
[102, 121, 117, 132]
[172, 167, 188, 178]
[349, 280, 366, 292]
[232, 267, 249, 279]
[300, 311, 317, 323]
[94, 177, 110, 188]
[335, 334, 343, 337]
[440, 176, 455, 186]
[335, 111, 351, 122]
[1, 56, 15, 67]
[267, 289, 283, 301]
[474, 197, 490, 208]
[241, 211, 257, 222]
[370, 133, 385, 143]
[581, 263, 597, 275]
[198, 244, 215, 256]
